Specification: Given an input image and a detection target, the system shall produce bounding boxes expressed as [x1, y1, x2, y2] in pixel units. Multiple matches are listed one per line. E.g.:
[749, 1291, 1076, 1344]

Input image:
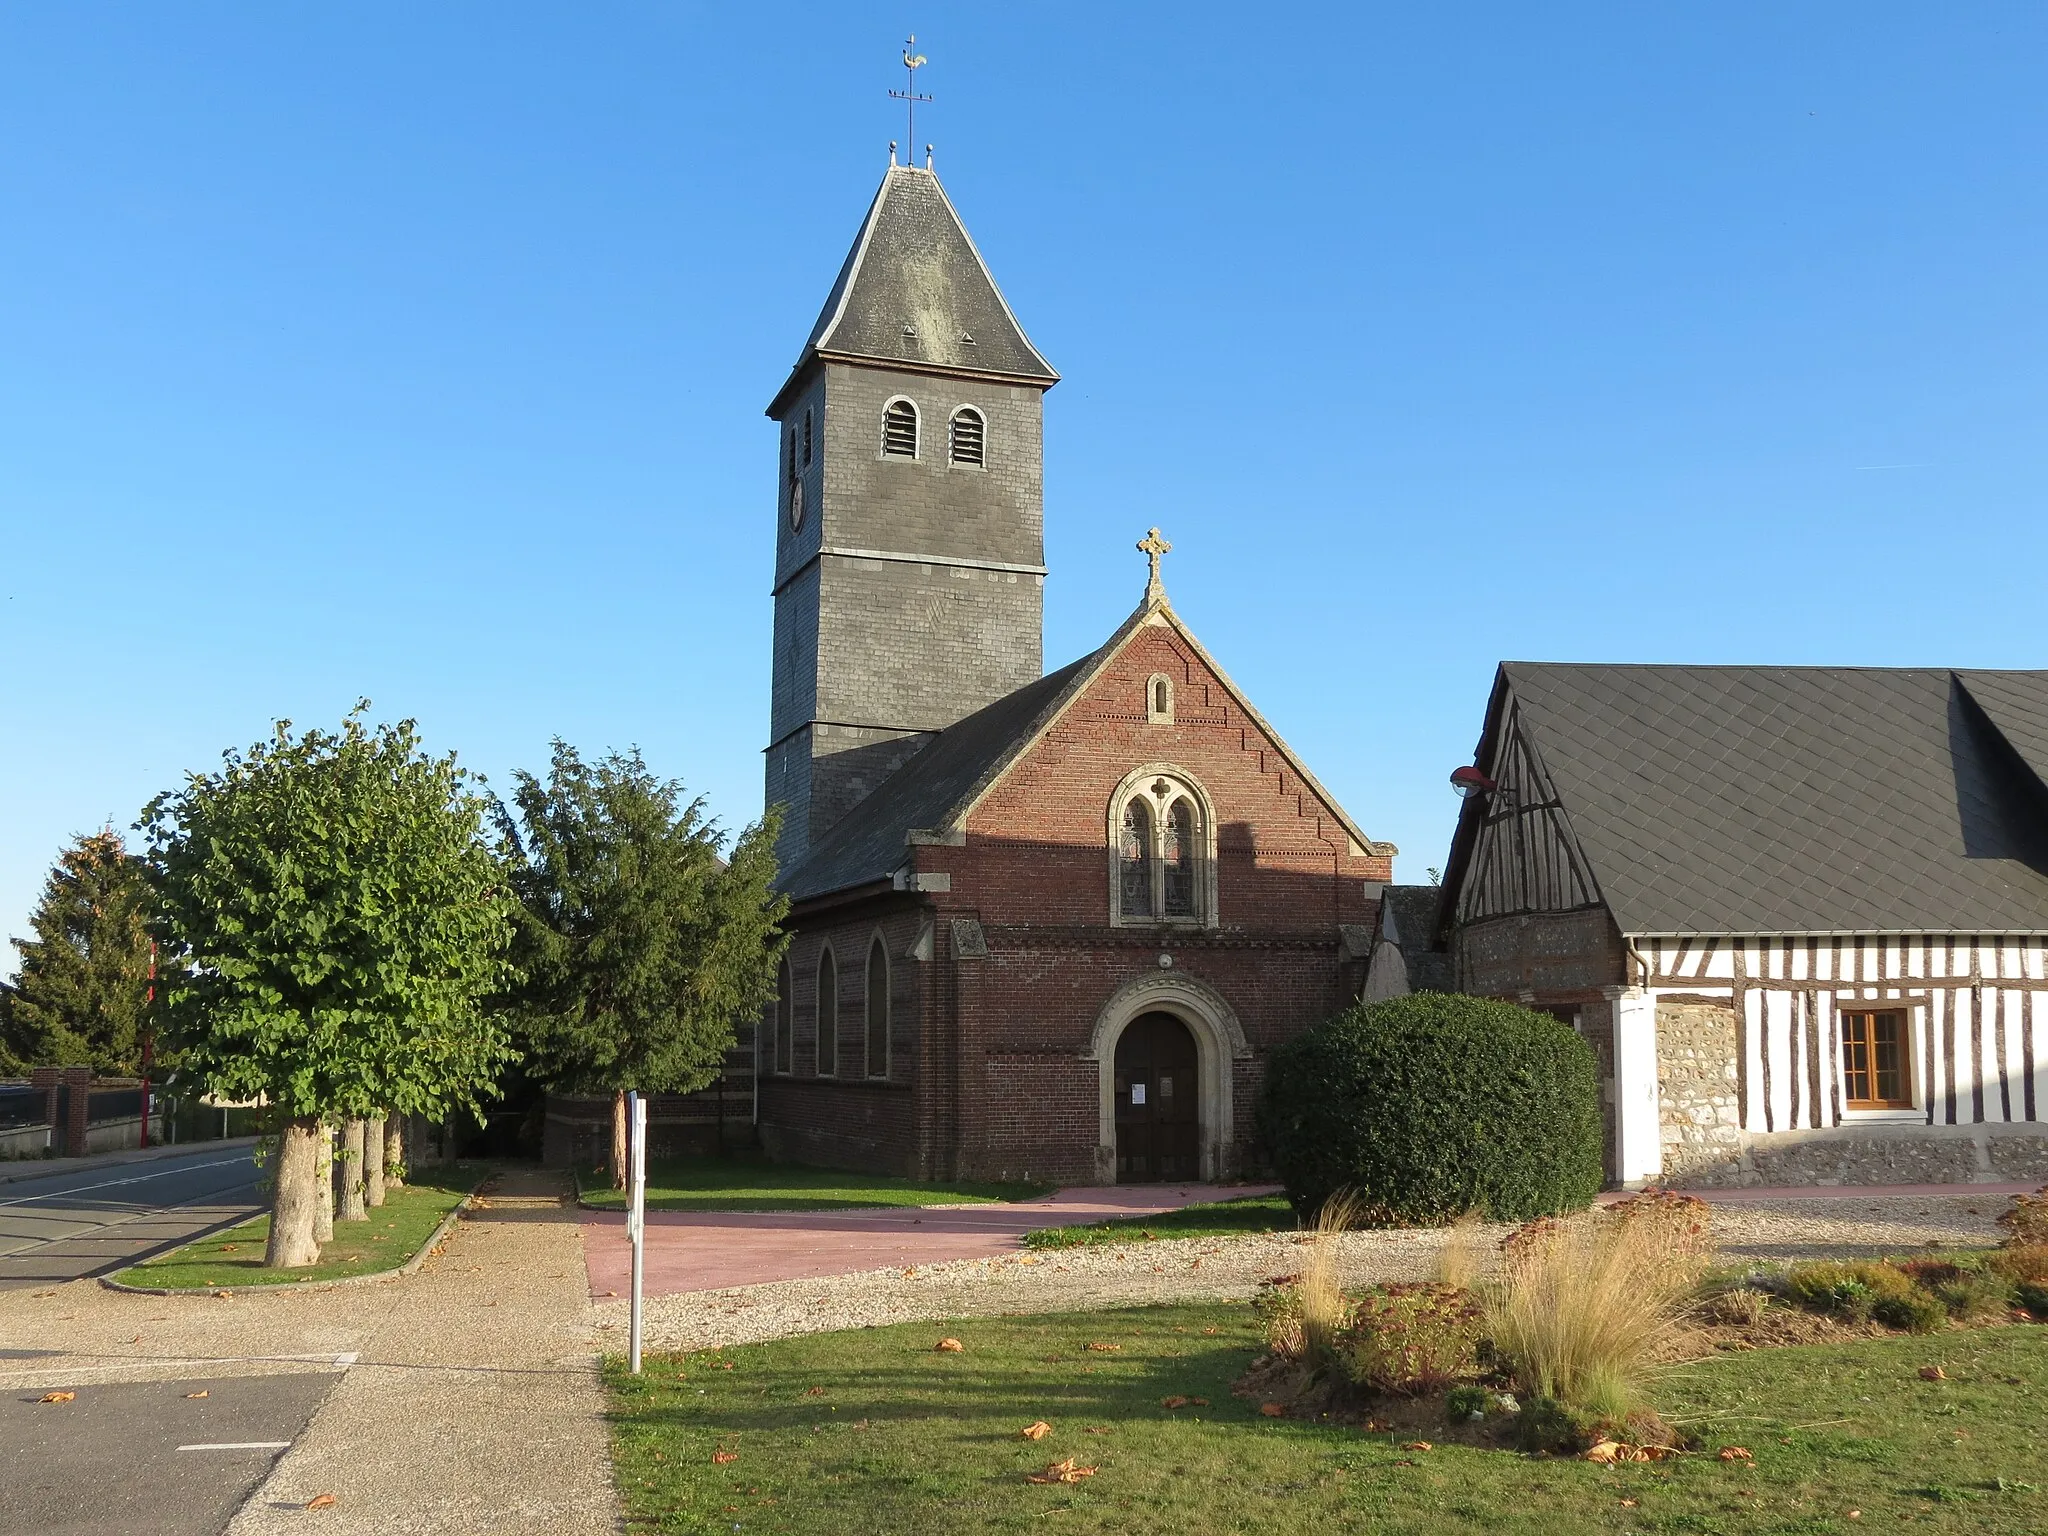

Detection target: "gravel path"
[607, 1192, 2010, 1352]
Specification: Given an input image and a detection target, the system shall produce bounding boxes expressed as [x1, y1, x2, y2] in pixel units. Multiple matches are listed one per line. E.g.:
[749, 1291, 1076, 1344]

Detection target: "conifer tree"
[497, 744, 788, 1186]
[2, 830, 155, 1074]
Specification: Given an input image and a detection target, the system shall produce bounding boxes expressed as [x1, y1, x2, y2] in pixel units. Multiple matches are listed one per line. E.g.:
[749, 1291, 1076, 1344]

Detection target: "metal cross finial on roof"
[1138, 526, 1172, 603]
[888, 38, 932, 165]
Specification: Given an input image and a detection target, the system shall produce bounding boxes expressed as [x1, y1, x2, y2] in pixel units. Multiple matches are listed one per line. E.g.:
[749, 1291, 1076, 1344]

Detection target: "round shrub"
[1255, 993, 1604, 1225]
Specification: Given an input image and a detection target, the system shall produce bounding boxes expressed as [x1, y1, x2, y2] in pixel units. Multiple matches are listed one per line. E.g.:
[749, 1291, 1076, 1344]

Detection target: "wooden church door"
[1114, 1012, 1200, 1181]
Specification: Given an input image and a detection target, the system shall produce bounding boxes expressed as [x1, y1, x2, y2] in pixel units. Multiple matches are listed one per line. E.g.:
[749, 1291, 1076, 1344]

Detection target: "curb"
[99, 1187, 476, 1297]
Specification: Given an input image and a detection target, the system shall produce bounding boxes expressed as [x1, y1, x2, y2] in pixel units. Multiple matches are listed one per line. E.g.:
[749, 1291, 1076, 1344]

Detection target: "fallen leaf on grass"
[804, 1386, 826, 1396]
[712, 1450, 738, 1465]
[38, 1392, 75, 1404]
[1026, 1457, 1097, 1485]
[1364, 1418, 1392, 1433]
[1620, 1498, 1638, 1508]
[219, 1244, 239, 1253]
[1718, 1447, 1754, 1463]
[935, 1338, 964, 1353]
[185, 1391, 209, 1399]
[1084, 1427, 1111, 1436]
[1393, 1458, 1418, 1467]
[1084, 1342, 1121, 1353]
[1021, 1420, 1053, 1441]
[1259, 1402, 1285, 1418]
[1400, 1441, 1434, 1453]
[306, 1494, 337, 1510]
[1586, 1440, 1675, 1464]
[1202, 1326, 1218, 1335]
[1919, 1365, 1947, 1381]
[1160, 1396, 1208, 1409]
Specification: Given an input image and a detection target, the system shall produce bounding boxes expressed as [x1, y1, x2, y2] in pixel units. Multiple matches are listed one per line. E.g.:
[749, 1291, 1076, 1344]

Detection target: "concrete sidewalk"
[582, 1182, 1281, 1297]
[0, 1167, 617, 1536]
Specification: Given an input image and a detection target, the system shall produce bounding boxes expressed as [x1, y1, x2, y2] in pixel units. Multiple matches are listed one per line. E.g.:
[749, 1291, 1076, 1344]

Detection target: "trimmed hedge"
[1256, 993, 1604, 1225]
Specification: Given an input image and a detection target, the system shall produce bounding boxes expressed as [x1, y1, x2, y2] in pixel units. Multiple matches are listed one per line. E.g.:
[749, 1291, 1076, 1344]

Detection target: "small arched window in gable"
[1120, 800, 1154, 919]
[816, 948, 838, 1077]
[1147, 674, 1174, 724]
[773, 958, 793, 1075]
[882, 398, 919, 458]
[865, 937, 890, 1078]
[949, 406, 986, 467]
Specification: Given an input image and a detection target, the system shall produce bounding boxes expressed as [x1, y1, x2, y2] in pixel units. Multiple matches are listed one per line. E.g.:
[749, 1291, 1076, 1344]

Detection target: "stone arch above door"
[1083, 972, 1250, 1182]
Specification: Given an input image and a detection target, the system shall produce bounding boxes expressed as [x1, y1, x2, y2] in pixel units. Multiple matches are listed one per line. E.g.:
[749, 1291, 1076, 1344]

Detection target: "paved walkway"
[0, 1167, 616, 1536]
[581, 1182, 1277, 1297]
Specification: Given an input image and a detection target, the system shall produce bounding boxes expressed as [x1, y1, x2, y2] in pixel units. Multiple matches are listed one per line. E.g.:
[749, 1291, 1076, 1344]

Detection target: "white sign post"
[627, 1090, 648, 1374]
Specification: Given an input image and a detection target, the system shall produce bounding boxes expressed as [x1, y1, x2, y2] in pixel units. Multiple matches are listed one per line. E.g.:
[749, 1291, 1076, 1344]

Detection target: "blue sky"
[3, 4, 2046, 955]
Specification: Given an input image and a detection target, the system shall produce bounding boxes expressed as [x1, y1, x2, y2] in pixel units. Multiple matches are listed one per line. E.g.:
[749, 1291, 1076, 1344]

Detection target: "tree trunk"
[364, 1113, 386, 1208]
[384, 1116, 406, 1188]
[314, 1123, 335, 1244]
[610, 1090, 628, 1190]
[339, 1117, 368, 1222]
[264, 1116, 324, 1268]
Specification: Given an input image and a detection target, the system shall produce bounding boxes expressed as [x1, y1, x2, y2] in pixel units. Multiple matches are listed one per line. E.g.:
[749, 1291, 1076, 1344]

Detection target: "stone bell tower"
[763, 160, 1059, 876]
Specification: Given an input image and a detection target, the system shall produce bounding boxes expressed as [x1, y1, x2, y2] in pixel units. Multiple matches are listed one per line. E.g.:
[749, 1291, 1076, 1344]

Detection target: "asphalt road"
[0, 1147, 263, 1291]
[3, 1370, 337, 1536]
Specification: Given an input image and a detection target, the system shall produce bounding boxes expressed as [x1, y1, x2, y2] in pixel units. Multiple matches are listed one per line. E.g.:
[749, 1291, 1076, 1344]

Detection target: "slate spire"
[768, 165, 1056, 414]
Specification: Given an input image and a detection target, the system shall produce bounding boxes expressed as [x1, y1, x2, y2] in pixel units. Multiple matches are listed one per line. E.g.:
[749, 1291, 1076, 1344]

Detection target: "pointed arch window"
[1109, 770, 1217, 927]
[1120, 800, 1154, 919]
[865, 937, 890, 1079]
[949, 406, 985, 467]
[815, 948, 838, 1077]
[882, 399, 919, 458]
[773, 958, 793, 1075]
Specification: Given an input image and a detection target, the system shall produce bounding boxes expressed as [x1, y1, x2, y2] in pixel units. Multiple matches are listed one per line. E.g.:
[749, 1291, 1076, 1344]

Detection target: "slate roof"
[770, 165, 1056, 413]
[1379, 885, 1453, 992]
[1495, 663, 2048, 936]
[782, 595, 1389, 904]
[782, 656, 1094, 902]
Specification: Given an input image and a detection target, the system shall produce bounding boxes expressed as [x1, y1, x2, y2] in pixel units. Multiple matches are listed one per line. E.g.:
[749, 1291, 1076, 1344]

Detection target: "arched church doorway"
[1113, 1012, 1200, 1181]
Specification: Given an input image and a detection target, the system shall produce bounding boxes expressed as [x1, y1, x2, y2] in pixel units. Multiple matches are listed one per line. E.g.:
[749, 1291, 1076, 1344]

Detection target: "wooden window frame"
[1839, 1007, 1913, 1110]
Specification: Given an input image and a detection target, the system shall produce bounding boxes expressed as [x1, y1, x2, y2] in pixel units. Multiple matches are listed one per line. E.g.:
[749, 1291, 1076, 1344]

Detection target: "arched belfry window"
[949, 406, 985, 467]
[882, 399, 919, 458]
[865, 936, 890, 1078]
[1108, 768, 1218, 927]
[773, 958, 793, 1075]
[816, 948, 838, 1077]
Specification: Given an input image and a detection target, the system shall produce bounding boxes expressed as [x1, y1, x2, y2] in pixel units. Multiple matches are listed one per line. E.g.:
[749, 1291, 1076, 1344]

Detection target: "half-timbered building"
[1426, 663, 2048, 1189]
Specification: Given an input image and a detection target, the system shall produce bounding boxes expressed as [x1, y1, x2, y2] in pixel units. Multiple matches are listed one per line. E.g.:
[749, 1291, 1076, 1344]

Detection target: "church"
[754, 156, 1394, 1184]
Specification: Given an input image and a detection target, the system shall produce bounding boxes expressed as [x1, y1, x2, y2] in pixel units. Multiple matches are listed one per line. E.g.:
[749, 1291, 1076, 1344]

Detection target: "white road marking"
[0, 1156, 255, 1209]
[176, 1442, 292, 1451]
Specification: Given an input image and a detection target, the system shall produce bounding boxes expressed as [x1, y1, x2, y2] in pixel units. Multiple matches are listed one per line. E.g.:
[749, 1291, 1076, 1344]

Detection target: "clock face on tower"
[788, 476, 805, 531]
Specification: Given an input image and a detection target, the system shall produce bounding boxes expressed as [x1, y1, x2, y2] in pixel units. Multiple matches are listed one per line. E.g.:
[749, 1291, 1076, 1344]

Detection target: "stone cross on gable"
[1138, 526, 1172, 604]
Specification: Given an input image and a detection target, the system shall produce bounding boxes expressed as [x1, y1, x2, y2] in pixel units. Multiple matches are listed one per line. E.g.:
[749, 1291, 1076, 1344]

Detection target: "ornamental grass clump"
[1258, 1191, 1362, 1369]
[1487, 1196, 1712, 1420]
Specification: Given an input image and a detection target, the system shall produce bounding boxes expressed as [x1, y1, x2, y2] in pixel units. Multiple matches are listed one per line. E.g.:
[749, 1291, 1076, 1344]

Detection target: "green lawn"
[113, 1165, 483, 1289]
[1023, 1193, 1296, 1249]
[578, 1155, 1051, 1213]
[605, 1299, 2048, 1534]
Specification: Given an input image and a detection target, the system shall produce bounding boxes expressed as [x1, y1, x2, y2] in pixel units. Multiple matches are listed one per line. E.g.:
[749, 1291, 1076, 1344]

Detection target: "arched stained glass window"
[816, 950, 837, 1077]
[1163, 798, 1197, 917]
[866, 937, 890, 1078]
[1120, 800, 1153, 918]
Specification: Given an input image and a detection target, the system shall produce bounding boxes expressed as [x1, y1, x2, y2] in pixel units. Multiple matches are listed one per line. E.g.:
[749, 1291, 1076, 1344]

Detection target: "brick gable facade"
[758, 606, 1392, 1183]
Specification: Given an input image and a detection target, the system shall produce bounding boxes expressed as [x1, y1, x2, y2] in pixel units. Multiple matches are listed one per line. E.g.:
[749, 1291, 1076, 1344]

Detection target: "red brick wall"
[759, 617, 1390, 1182]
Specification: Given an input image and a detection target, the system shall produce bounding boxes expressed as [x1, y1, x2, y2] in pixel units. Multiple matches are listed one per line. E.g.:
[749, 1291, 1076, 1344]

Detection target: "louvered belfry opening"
[882, 399, 919, 457]
[949, 407, 985, 467]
